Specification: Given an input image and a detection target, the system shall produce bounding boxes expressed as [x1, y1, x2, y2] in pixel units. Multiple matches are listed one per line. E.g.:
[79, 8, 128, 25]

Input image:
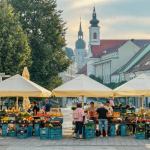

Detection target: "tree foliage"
[89, 74, 127, 89]
[0, 0, 32, 75]
[9, 0, 71, 90]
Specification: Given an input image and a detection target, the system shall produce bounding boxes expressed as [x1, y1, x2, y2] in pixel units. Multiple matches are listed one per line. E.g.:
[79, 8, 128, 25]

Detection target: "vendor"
[105, 101, 113, 116]
[43, 99, 52, 113]
[33, 100, 39, 115]
[88, 101, 97, 121]
[109, 97, 114, 107]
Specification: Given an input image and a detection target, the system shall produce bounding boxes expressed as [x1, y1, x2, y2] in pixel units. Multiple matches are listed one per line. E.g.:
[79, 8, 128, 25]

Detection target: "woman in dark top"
[33, 100, 39, 115]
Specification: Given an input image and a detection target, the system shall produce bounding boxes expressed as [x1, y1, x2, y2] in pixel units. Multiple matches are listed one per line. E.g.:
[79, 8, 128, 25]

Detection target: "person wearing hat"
[96, 104, 109, 137]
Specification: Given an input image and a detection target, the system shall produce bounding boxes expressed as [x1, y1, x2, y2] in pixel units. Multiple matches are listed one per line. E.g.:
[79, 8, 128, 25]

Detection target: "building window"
[93, 32, 97, 39]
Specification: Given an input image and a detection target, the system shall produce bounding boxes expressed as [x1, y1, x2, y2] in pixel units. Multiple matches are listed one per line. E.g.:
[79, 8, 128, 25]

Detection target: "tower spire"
[78, 17, 83, 39]
[90, 6, 99, 27]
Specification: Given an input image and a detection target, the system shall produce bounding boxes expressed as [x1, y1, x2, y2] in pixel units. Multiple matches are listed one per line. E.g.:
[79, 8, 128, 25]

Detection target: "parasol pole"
[142, 96, 144, 108]
[16, 96, 18, 110]
[82, 96, 84, 109]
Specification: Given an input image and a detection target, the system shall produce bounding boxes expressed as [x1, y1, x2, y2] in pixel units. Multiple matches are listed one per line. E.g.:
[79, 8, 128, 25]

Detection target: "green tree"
[0, 0, 32, 75]
[9, 0, 71, 90]
[89, 74, 103, 84]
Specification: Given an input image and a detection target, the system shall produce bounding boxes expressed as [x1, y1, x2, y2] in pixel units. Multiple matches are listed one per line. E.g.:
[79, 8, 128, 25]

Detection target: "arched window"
[93, 32, 97, 39]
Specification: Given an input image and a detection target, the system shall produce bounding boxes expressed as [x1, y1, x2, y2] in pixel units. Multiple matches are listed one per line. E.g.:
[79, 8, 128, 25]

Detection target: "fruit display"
[21, 112, 32, 117]
[7, 107, 20, 113]
[37, 112, 63, 117]
[26, 117, 34, 122]
[1, 117, 10, 121]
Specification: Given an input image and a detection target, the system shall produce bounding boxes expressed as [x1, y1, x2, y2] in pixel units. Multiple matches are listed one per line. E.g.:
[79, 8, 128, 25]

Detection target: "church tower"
[75, 19, 86, 70]
[89, 7, 100, 45]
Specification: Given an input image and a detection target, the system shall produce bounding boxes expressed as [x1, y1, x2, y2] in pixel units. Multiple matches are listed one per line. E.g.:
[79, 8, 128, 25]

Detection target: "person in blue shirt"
[43, 99, 52, 113]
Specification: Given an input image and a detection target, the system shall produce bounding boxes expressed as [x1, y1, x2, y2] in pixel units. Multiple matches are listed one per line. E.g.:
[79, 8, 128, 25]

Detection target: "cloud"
[57, 0, 150, 49]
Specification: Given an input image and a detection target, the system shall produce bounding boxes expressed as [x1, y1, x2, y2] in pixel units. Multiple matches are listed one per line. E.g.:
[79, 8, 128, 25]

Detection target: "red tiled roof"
[76, 64, 87, 75]
[92, 40, 127, 58]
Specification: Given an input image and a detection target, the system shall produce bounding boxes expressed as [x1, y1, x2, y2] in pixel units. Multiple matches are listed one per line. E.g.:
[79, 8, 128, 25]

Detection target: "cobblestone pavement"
[0, 103, 150, 150]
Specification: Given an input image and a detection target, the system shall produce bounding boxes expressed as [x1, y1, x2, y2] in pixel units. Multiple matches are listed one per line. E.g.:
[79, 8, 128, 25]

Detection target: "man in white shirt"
[105, 101, 113, 116]
[109, 97, 114, 107]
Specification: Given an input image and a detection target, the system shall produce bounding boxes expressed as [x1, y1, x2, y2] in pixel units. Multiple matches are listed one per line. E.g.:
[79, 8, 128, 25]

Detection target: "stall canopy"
[114, 74, 150, 107]
[0, 74, 51, 97]
[52, 74, 114, 108]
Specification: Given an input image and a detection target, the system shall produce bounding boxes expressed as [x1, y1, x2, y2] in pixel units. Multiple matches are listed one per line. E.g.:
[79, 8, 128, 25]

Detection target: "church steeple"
[78, 18, 83, 39]
[90, 7, 99, 27]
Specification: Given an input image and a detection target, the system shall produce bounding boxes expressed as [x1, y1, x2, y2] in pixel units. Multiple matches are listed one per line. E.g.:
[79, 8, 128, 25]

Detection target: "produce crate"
[120, 113, 126, 117]
[84, 133, 94, 139]
[34, 124, 40, 130]
[8, 131, 17, 137]
[28, 126, 32, 137]
[49, 134, 62, 140]
[121, 109, 126, 113]
[49, 129, 62, 134]
[2, 124, 8, 130]
[34, 129, 40, 136]
[40, 134, 49, 139]
[121, 124, 126, 136]
[85, 124, 94, 129]
[135, 133, 145, 139]
[113, 109, 120, 112]
[17, 120, 26, 124]
[49, 125, 62, 129]
[145, 133, 150, 139]
[50, 117, 63, 123]
[145, 130, 150, 134]
[8, 120, 16, 124]
[84, 128, 94, 134]
[18, 127, 28, 131]
[110, 124, 115, 136]
[135, 131, 145, 134]
[127, 113, 135, 117]
[17, 133, 28, 139]
[2, 130, 7, 136]
[40, 128, 49, 135]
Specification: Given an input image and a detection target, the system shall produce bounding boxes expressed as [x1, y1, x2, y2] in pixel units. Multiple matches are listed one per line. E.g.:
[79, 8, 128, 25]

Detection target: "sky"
[57, 0, 150, 50]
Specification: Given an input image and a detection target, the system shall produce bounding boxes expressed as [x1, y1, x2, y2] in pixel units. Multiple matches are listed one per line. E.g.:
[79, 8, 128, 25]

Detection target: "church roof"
[75, 38, 86, 49]
[76, 64, 87, 75]
[92, 39, 150, 58]
[92, 40, 127, 58]
[65, 47, 74, 59]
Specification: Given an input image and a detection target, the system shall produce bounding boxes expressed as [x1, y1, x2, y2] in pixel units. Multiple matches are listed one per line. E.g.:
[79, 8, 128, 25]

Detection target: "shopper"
[33, 100, 39, 115]
[109, 97, 114, 107]
[105, 101, 113, 116]
[73, 103, 85, 139]
[88, 101, 96, 121]
[96, 104, 109, 137]
[43, 99, 52, 113]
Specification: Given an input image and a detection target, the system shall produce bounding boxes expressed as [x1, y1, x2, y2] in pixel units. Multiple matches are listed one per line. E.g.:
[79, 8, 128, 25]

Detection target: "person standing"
[88, 101, 96, 121]
[110, 97, 114, 107]
[96, 104, 109, 137]
[105, 101, 113, 116]
[73, 103, 85, 139]
[33, 100, 39, 115]
[43, 99, 52, 113]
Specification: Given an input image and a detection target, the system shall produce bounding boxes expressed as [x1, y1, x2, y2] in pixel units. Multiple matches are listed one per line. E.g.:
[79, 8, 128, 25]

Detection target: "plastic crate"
[40, 128, 49, 135]
[34, 124, 40, 130]
[28, 126, 32, 137]
[2, 124, 8, 130]
[49, 134, 62, 140]
[2, 130, 7, 136]
[34, 129, 40, 136]
[110, 124, 115, 136]
[49, 125, 62, 129]
[135, 131, 145, 134]
[85, 124, 94, 129]
[8, 131, 17, 137]
[84, 134, 95, 139]
[121, 124, 126, 136]
[40, 134, 49, 139]
[114, 109, 120, 112]
[17, 133, 28, 139]
[135, 133, 145, 139]
[49, 129, 62, 134]
[84, 128, 94, 134]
